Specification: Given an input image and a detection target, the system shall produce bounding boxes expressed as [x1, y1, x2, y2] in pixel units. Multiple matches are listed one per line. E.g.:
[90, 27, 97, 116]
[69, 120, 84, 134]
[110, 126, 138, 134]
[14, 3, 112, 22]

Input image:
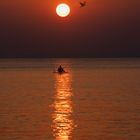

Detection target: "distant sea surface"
[0, 58, 140, 140]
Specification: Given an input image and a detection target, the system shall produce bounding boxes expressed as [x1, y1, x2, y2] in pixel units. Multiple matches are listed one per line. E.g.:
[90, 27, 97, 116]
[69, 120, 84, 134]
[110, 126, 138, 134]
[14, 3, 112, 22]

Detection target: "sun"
[56, 3, 70, 17]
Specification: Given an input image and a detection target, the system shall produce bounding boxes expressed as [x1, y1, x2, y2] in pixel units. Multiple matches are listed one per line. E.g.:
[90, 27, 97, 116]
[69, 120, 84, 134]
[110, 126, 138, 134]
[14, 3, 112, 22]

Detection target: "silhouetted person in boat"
[57, 65, 65, 73]
[80, 1, 86, 7]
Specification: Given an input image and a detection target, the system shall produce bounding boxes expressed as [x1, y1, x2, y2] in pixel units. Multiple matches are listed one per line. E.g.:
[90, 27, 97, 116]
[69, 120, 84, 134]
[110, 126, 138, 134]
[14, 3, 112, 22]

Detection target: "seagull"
[80, 1, 86, 7]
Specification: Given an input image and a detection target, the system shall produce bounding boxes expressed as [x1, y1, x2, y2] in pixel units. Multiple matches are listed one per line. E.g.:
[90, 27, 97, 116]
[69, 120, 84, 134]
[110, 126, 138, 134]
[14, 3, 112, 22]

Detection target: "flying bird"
[80, 1, 86, 7]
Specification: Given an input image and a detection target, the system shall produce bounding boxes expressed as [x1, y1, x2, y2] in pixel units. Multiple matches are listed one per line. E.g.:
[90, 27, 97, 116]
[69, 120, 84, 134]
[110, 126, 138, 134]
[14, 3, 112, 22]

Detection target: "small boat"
[53, 65, 68, 74]
[53, 71, 68, 74]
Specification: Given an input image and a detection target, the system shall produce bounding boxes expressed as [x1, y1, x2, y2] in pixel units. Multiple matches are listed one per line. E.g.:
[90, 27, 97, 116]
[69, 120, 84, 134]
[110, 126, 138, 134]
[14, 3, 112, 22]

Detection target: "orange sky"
[0, 0, 140, 57]
[1, 0, 139, 23]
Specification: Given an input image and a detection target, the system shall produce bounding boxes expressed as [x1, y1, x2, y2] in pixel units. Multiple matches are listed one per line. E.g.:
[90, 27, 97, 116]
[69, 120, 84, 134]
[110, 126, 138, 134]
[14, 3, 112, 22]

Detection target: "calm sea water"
[0, 58, 140, 140]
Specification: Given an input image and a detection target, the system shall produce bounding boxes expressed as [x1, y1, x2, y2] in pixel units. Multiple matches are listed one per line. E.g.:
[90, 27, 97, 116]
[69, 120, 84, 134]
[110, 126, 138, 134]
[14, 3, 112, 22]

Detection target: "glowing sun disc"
[56, 3, 70, 17]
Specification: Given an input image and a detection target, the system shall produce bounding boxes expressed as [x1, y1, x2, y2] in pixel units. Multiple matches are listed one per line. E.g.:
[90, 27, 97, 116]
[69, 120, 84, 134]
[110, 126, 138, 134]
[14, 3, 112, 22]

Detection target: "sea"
[0, 58, 140, 140]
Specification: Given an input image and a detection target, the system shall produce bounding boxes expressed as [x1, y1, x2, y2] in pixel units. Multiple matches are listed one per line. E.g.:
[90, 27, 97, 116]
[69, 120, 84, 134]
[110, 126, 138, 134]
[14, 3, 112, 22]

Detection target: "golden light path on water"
[52, 72, 74, 140]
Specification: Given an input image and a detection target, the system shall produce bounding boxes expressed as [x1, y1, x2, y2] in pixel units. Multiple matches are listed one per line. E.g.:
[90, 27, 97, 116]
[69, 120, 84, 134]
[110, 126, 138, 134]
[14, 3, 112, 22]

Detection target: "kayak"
[53, 71, 68, 74]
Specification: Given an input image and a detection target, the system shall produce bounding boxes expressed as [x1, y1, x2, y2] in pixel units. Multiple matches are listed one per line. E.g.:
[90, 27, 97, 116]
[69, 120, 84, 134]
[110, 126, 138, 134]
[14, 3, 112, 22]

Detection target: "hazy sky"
[0, 0, 140, 57]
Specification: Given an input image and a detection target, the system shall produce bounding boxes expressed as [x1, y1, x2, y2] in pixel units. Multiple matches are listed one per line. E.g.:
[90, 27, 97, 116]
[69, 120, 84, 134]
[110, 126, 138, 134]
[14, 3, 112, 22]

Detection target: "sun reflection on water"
[52, 73, 74, 140]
